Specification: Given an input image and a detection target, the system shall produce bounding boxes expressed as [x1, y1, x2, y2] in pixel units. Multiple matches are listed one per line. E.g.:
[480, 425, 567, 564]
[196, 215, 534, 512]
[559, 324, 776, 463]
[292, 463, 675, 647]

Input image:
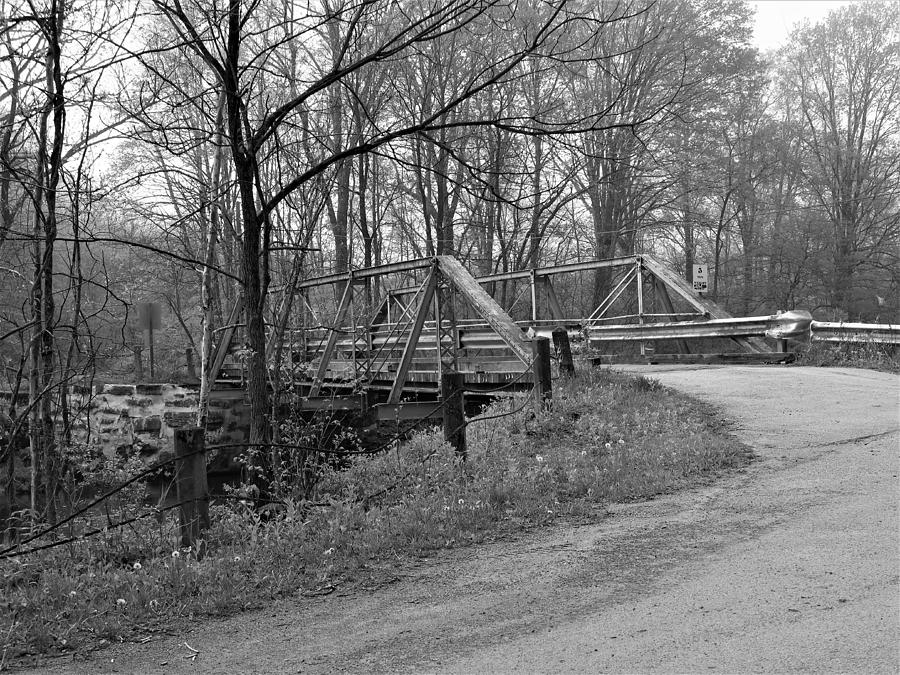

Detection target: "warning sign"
[692, 264, 708, 293]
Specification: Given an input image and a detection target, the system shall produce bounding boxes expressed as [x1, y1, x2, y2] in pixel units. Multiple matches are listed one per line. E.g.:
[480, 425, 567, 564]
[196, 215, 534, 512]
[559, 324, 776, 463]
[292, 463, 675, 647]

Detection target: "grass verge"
[0, 368, 750, 668]
[794, 340, 899, 373]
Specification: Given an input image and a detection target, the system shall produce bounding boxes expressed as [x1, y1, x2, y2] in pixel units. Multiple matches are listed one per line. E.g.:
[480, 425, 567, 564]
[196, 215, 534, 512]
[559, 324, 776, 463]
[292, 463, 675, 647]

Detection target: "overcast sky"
[751, 0, 856, 51]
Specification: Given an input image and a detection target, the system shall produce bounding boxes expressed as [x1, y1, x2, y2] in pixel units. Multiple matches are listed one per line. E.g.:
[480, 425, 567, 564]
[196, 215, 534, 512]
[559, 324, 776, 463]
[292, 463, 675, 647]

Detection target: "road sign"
[692, 264, 708, 293]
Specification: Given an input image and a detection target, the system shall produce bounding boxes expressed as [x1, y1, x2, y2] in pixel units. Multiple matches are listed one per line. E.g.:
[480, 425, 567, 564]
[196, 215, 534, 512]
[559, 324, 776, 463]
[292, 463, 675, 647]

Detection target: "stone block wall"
[75, 384, 250, 471]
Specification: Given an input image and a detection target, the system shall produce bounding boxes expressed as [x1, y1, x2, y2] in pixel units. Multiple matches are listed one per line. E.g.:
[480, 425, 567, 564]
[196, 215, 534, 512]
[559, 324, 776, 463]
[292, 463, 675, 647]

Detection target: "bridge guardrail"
[809, 321, 900, 344]
[586, 313, 899, 346]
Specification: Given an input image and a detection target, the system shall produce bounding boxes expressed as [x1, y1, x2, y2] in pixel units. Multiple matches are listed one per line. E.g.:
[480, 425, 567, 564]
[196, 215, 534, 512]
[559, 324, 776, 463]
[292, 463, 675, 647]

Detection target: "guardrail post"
[175, 428, 209, 556]
[441, 371, 466, 459]
[552, 327, 575, 376]
[532, 337, 552, 413]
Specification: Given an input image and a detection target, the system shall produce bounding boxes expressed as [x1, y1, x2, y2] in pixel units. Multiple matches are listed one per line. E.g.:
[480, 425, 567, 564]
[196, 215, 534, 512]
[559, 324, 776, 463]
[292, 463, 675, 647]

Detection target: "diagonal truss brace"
[436, 255, 532, 364]
[387, 268, 438, 404]
[308, 280, 355, 397]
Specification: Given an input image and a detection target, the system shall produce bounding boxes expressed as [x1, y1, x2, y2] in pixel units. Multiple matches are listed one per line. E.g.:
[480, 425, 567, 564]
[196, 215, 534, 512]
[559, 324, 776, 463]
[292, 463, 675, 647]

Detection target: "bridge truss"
[212, 255, 834, 398]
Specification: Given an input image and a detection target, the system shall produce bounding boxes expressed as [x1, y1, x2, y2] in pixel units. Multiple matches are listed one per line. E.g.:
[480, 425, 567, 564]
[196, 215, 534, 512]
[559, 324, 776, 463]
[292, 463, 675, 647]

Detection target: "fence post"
[133, 345, 144, 381]
[185, 348, 197, 380]
[174, 428, 209, 556]
[552, 327, 575, 376]
[441, 371, 467, 459]
[532, 337, 552, 413]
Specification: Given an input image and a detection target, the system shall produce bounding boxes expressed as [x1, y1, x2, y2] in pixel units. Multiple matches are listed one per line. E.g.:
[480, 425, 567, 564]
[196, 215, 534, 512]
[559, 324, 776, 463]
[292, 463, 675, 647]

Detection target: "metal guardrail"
[586, 311, 900, 346]
[810, 321, 900, 344]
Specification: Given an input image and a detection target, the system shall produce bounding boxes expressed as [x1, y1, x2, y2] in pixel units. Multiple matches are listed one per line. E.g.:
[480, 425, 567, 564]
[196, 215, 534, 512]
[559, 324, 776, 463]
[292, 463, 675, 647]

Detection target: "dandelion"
[535, 455, 544, 463]
[233, 556, 241, 563]
[604, 442, 612, 449]
[68, 590, 77, 597]
[132, 562, 142, 571]
[149, 599, 159, 610]
[618, 439, 625, 445]
[580, 450, 587, 456]
[171, 550, 181, 558]
[323, 547, 335, 556]
[116, 598, 126, 608]
[458, 498, 465, 505]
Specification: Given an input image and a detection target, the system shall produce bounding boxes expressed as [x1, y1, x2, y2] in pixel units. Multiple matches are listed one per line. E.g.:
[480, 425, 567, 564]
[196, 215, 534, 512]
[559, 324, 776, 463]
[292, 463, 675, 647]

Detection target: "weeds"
[795, 340, 899, 373]
[0, 369, 749, 666]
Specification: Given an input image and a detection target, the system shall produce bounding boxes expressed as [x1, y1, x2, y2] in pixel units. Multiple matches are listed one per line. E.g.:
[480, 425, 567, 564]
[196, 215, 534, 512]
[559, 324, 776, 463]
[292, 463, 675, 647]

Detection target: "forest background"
[1, 0, 898, 518]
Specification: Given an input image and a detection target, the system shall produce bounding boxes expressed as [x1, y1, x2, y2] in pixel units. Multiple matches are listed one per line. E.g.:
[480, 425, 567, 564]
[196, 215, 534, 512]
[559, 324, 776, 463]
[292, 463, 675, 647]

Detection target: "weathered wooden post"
[531, 337, 552, 413]
[174, 428, 210, 556]
[185, 348, 197, 380]
[133, 345, 144, 381]
[442, 371, 466, 458]
[552, 327, 575, 376]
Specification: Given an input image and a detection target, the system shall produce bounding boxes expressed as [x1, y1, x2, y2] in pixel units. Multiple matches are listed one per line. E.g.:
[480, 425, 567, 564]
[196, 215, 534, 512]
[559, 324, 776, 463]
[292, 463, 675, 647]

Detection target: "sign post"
[692, 264, 708, 294]
[137, 302, 162, 380]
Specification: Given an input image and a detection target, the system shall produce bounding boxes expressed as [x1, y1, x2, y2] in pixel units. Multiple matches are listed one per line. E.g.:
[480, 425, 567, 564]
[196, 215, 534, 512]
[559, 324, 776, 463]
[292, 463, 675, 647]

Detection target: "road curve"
[37, 366, 899, 674]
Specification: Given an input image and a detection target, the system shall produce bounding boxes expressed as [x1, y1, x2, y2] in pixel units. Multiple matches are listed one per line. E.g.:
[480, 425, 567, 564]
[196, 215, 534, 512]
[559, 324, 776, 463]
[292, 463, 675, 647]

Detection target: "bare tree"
[780, 2, 900, 317]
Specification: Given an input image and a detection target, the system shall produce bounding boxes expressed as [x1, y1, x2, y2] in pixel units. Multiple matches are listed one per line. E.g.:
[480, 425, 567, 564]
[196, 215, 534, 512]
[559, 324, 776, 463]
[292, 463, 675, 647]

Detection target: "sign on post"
[692, 264, 708, 293]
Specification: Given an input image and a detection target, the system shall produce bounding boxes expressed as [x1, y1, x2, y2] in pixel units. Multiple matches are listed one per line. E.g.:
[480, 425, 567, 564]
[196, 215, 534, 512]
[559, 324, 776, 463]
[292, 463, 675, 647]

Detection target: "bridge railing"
[809, 321, 900, 344]
[585, 313, 899, 346]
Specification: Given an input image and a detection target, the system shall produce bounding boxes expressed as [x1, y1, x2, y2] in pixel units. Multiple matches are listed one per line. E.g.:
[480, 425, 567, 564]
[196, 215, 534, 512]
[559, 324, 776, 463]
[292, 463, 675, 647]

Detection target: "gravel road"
[35, 366, 899, 674]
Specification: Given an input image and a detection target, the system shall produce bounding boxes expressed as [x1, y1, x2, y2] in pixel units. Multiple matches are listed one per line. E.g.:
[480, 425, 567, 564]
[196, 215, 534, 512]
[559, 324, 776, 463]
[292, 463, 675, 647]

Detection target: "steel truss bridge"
[211, 255, 899, 406]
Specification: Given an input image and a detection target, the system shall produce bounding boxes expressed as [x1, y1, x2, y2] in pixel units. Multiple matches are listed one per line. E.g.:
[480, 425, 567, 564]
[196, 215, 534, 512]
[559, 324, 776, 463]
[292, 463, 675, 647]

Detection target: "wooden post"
[133, 345, 144, 381]
[174, 428, 209, 556]
[552, 327, 575, 376]
[442, 371, 466, 458]
[185, 348, 197, 380]
[531, 337, 552, 413]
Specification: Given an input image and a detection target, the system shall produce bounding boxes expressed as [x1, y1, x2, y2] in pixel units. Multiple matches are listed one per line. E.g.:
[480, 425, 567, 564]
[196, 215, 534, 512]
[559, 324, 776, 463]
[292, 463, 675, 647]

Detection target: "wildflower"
[580, 450, 587, 456]
[116, 598, 126, 608]
[618, 439, 625, 445]
[323, 547, 335, 556]
[535, 455, 544, 463]
[604, 442, 612, 449]
[132, 562, 142, 571]
[149, 599, 159, 610]
[233, 556, 241, 563]
[68, 590, 77, 597]
[171, 550, 181, 558]
[458, 498, 465, 505]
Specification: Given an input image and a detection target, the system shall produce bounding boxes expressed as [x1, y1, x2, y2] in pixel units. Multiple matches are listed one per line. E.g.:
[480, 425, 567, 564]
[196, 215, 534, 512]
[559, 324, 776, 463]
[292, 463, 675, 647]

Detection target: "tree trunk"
[225, 0, 269, 455]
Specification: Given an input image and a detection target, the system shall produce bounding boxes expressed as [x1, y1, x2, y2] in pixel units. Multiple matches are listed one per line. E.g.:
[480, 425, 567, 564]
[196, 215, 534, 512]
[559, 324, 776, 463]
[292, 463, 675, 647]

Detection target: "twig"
[182, 641, 200, 661]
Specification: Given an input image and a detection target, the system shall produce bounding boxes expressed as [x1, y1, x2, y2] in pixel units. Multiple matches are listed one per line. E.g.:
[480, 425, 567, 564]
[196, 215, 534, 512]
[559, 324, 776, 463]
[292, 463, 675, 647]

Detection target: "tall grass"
[796, 340, 899, 373]
[0, 369, 749, 667]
